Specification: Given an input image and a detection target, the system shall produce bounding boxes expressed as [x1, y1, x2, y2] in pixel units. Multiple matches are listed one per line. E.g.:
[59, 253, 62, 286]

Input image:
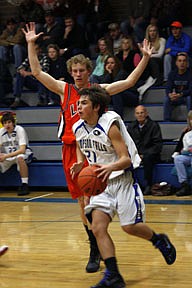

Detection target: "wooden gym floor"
[0, 190, 192, 288]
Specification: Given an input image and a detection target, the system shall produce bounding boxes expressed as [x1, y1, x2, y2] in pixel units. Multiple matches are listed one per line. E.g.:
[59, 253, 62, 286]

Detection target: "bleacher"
[0, 87, 188, 190]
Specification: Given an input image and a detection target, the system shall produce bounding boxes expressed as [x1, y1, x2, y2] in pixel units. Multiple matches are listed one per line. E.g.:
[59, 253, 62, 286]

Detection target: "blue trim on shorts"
[133, 183, 143, 223]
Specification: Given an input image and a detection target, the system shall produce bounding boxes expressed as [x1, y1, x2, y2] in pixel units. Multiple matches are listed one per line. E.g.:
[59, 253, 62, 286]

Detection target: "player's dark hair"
[79, 86, 111, 117]
[1, 111, 16, 125]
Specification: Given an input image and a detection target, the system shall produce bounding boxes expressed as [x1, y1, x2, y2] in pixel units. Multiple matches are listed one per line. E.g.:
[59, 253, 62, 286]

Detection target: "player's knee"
[122, 224, 136, 235]
[17, 156, 25, 165]
[91, 222, 105, 238]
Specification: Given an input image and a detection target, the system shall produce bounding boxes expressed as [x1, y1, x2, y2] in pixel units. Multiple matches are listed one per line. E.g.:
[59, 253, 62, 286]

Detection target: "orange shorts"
[62, 143, 87, 199]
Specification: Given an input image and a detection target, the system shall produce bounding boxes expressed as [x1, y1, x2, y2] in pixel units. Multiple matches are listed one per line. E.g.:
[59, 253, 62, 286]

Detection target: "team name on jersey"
[70, 102, 78, 117]
[2, 140, 18, 147]
[79, 139, 107, 152]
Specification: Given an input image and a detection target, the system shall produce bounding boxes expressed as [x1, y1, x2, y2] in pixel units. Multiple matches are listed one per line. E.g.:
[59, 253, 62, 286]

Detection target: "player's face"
[78, 96, 98, 124]
[71, 63, 90, 88]
[3, 120, 14, 133]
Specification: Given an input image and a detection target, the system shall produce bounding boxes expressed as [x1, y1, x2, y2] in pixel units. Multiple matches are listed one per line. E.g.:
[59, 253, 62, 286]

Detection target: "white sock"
[22, 178, 28, 184]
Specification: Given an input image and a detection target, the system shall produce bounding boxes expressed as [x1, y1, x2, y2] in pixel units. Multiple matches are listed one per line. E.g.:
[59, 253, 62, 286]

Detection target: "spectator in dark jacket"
[58, 15, 89, 60]
[0, 59, 13, 107]
[46, 43, 73, 105]
[85, 0, 112, 44]
[164, 52, 192, 121]
[127, 105, 163, 195]
[17, 0, 45, 33]
[37, 10, 63, 53]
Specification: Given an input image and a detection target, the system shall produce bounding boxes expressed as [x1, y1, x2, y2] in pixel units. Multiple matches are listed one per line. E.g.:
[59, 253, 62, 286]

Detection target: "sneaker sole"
[0, 246, 9, 257]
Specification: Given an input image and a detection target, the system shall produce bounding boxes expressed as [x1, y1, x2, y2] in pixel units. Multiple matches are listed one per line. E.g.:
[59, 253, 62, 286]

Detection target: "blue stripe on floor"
[0, 197, 192, 204]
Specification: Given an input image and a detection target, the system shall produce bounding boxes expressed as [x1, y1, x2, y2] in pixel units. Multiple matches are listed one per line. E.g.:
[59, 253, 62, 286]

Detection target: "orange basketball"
[77, 165, 107, 197]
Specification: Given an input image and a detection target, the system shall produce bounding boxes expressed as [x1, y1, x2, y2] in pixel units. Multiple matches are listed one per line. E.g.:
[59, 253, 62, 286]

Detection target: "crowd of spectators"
[0, 0, 191, 109]
[0, 0, 192, 196]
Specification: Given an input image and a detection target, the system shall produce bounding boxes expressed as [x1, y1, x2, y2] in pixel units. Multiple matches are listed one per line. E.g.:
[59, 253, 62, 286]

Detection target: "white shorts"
[0, 151, 32, 174]
[85, 171, 146, 226]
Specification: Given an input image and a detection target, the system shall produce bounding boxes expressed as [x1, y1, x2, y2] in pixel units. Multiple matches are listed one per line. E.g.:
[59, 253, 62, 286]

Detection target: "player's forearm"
[105, 55, 150, 95]
[4, 146, 26, 159]
[28, 42, 42, 77]
[110, 156, 132, 171]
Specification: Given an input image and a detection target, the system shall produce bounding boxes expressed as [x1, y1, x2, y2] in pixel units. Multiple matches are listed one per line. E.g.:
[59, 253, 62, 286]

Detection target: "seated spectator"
[93, 55, 139, 119]
[0, 18, 26, 69]
[52, 0, 87, 28]
[17, 0, 45, 33]
[173, 110, 192, 196]
[145, 24, 166, 86]
[58, 15, 89, 61]
[90, 37, 112, 82]
[107, 22, 123, 55]
[163, 21, 191, 83]
[10, 43, 50, 108]
[46, 43, 73, 106]
[120, 0, 152, 43]
[150, 0, 183, 38]
[0, 111, 33, 196]
[37, 10, 63, 53]
[164, 53, 192, 121]
[0, 59, 13, 108]
[116, 35, 154, 99]
[116, 35, 141, 75]
[127, 105, 163, 195]
[85, 0, 112, 44]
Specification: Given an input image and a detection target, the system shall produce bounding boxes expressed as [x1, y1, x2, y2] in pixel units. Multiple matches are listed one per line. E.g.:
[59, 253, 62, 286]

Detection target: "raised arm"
[101, 39, 153, 95]
[22, 22, 65, 100]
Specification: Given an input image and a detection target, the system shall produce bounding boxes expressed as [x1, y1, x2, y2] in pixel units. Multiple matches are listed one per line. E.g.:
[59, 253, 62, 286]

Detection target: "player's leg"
[78, 195, 101, 272]
[0, 245, 8, 257]
[17, 156, 29, 196]
[90, 209, 125, 288]
[62, 144, 100, 272]
[118, 178, 176, 265]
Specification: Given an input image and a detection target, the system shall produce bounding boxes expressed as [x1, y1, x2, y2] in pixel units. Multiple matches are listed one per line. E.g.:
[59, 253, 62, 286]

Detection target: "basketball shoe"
[0, 245, 8, 257]
[17, 183, 30, 196]
[91, 269, 126, 288]
[154, 234, 176, 265]
[86, 245, 101, 273]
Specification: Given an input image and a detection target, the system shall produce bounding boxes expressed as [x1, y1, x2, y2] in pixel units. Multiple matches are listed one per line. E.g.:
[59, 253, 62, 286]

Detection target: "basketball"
[77, 165, 107, 197]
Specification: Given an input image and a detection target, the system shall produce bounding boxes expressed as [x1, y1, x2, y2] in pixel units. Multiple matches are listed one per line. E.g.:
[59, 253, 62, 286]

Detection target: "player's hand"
[84, 195, 90, 206]
[0, 153, 6, 162]
[70, 162, 84, 179]
[138, 39, 153, 57]
[94, 164, 111, 182]
[22, 22, 43, 43]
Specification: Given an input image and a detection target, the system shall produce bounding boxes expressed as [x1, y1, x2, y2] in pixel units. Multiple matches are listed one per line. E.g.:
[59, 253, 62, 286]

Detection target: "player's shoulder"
[99, 111, 121, 124]
[72, 119, 84, 133]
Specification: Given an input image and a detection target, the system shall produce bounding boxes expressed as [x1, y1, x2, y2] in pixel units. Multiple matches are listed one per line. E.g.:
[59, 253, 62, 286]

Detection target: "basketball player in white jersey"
[0, 112, 33, 196]
[71, 86, 176, 288]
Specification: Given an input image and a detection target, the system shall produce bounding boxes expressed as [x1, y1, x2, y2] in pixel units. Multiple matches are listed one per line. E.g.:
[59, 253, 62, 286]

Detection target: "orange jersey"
[58, 83, 92, 144]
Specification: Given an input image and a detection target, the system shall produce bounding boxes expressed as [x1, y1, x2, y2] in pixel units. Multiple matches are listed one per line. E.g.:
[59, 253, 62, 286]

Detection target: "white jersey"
[183, 130, 192, 151]
[73, 111, 141, 179]
[0, 125, 31, 158]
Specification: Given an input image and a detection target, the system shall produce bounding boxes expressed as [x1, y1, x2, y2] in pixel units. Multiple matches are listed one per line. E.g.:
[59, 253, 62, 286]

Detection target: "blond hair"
[66, 54, 93, 74]
[145, 24, 160, 52]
